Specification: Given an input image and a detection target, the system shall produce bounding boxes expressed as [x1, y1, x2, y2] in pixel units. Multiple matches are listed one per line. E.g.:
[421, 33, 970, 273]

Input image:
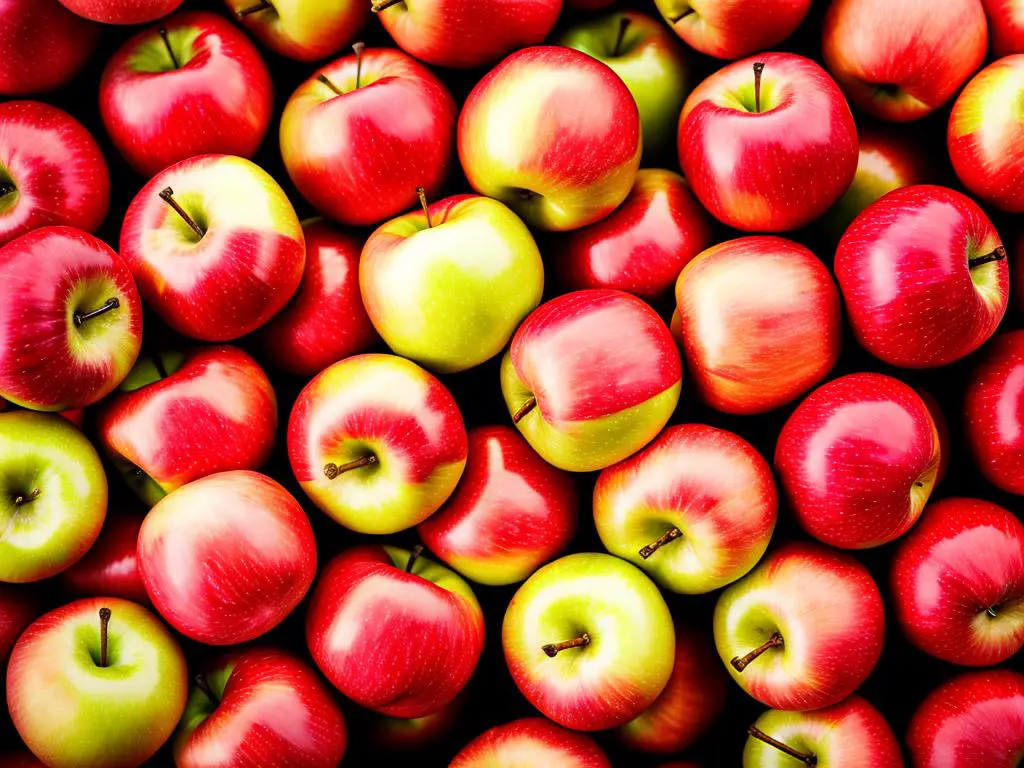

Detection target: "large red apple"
[58, 512, 146, 603]
[451, 718, 611, 767]
[0, 0, 98, 96]
[965, 331, 1024, 493]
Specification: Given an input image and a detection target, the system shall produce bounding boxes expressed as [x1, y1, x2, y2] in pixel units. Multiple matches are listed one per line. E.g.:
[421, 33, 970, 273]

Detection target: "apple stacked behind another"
[0, 0, 99, 95]
[654, 0, 813, 59]
[450, 718, 611, 767]
[226, 0, 367, 61]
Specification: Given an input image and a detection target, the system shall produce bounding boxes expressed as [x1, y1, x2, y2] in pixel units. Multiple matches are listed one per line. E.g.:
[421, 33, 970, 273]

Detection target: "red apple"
[0, 0, 99, 96]
[0, 585, 36, 663]
[58, 512, 146, 603]
[451, 718, 611, 767]
[655, 0, 812, 59]
[226, 0, 367, 62]
[965, 331, 1024, 493]
[57, 0, 184, 24]
[984, 0, 1024, 56]
[917, 389, 951, 483]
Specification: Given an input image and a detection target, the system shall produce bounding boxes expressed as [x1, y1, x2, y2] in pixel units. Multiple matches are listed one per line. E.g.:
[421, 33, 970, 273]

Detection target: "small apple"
[226, 0, 367, 61]
[56, 0, 184, 23]
[984, 0, 1024, 56]
[965, 331, 1024, 493]
[0, 0, 99, 96]
[451, 718, 611, 767]
[655, 0, 813, 60]
[59, 511, 146, 603]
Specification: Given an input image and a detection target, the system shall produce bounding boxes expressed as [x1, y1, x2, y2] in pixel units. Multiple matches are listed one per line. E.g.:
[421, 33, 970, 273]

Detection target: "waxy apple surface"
[57, 0, 184, 23]
[226, 0, 367, 61]
[0, 0, 99, 96]
[451, 718, 611, 767]
[655, 0, 813, 60]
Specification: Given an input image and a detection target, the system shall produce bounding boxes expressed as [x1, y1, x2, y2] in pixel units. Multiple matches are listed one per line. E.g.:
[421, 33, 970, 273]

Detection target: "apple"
[361, 192, 543, 373]
[451, 718, 611, 767]
[823, 0, 987, 121]
[0, 0, 99, 96]
[226, 0, 367, 61]
[57, 0, 183, 23]
[675, 236, 842, 414]
[175, 648, 347, 768]
[281, 45, 456, 227]
[0, 585, 36, 663]
[370, 696, 461, 751]
[918, 389, 951, 483]
[306, 545, 484, 718]
[59, 511, 146, 603]
[594, 424, 777, 594]
[985, 0, 1024, 55]
[7, 597, 188, 768]
[908, 669, 1024, 767]
[965, 331, 1024, 493]
[502, 552, 675, 731]
[501, 289, 681, 472]
[138, 470, 317, 645]
[654, 0, 812, 60]
[96, 346, 277, 507]
[775, 373, 941, 549]
[288, 353, 467, 534]
[459, 46, 641, 231]
[0, 226, 143, 410]
[0, 101, 109, 247]
[101, 12, 273, 178]
[679, 53, 858, 232]
[714, 542, 886, 711]
[261, 218, 379, 378]
[418, 425, 577, 586]
[120, 154, 305, 342]
[835, 185, 1008, 368]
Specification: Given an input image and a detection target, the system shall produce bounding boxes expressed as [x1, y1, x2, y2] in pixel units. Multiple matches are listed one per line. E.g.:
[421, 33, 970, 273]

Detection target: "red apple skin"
[678, 52, 858, 232]
[557, 169, 712, 301]
[139, 471, 317, 646]
[261, 219, 379, 377]
[418, 426, 577, 586]
[57, 0, 184, 23]
[965, 331, 1024, 493]
[985, 0, 1024, 55]
[659, 0, 812, 60]
[0, 585, 36, 663]
[908, 669, 1024, 767]
[775, 373, 941, 549]
[451, 718, 611, 768]
[835, 185, 1008, 368]
[0, 0, 99, 96]
[917, 389, 950, 484]
[174, 648, 347, 768]
[58, 512, 146, 604]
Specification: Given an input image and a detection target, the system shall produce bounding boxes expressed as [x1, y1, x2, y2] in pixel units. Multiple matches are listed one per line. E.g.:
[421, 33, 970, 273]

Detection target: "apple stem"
[731, 631, 783, 672]
[748, 725, 817, 766]
[969, 245, 1007, 268]
[12, 488, 40, 507]
[236, 0, 272, 17]
[668, 6, 696, 22]
[753, 61, 765, 113]
[639, 527, 682, 559]
[613, 16, 631, 56]
[406, 544, 424, 574]
[987, 604, 1000, 618]
[194, 674, 220, 703]
[317, 73, 343, 97]
[0, 181, 15, 197]
[417, 186, 433, 228]
[158, 26, 179, 70]
[353, 42, 365, 89]
[371, 0, 404, 12]
[542, 633, 591, 658]
[512, 397, 537, 424]
[323, 454, 377, 479]
[73, 298, 119, 328]
[98, 607, 111, 668]
[159, 187, 205, 238]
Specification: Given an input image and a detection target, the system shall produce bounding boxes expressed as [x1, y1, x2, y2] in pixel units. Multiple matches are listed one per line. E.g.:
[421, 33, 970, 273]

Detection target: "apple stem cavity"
[371, 0, 404, 12]
[194, 674, 220, 704]
[236, 0, 272, 17]
[639, 527, 683, 559]
[542, 633, 591, 658]
[317, 73, 343, 97]
[417, 186, 433, 228]
[158, 26, 179, 70]
[0, 181, 15, 198]
[512, 397, 537, 424]
[748, 725, 817, 766]
[98, 607, 111, 668]
[323, 454, 377, 479]
[969, 245, 1007, 268]
[987, 604, 1000, 618]
[159, 187, 205, 239]
[73, 298, 119, 328]
[12, 488, 40, 507]
[406, 544, 424, 574]
[353, 42, 366, 89]
[613, 16, 631, 57]
[753, 61, 765, 113]
[731, 631, 783, 672]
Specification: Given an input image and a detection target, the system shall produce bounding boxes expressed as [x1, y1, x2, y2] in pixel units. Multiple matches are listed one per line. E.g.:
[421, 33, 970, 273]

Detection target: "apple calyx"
[612, 16, 631, 57]
[639, 527, 683, 559]
[542, 633, 591, 658]
[969, 245, 1007, 269]
[236, 0, 273, 17]
[731, 631, 783, 672]
[371, 0, 404, 13]
[511, 397, 537, 424]
[353, 42, 366, 89]
[748, 725, 817, 766]
[317, 73, 343, 97]
[406, 544, 424, 574]
[323, 454, 378, 479]
[98, 607, 111, 668]
[158, 27, 180, 70]
[753, 62, 766, 113]
[159, 187, 206, 239]
[416, 186, 434, 228]
[73, 298, 120, 328]
[194, 673, 220, 704]
[12, 488, 40, 507]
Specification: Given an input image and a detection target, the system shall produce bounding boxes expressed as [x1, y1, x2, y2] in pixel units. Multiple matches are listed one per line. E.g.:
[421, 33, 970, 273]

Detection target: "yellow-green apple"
[679, 53, 858, 232]
[225, 0, 367, 61]
[370, 696, 461, 751]
[361, 193, 543, 373]
[835, 185, 1008, 368]
[0, 585, 36, 662]
[418, 425, 577, 586]
[261, 218, 379, 377]
[675, 236, 841, 414]
[288, 353, 467, 534]
[280, 46, 456, 227]
[965, 331, 1024, 493]
[559, 12, 689, 158]
[96, 346, 277, 507]
[7, 597, 187, 768]
[502, 552, 675, 731]
[56, 0, 183, 23]
[775, 373, 941, 549]
[138, 471, 316, 645]
[743, 696, 903, 767]
[823, 0, 987, 121]
[451, 718, 611, 767]
[458, 46, 641, 232]
[892, 497, 1024, 666]
[306, 545, 484, 718]
[0, 0, 98, 96]
[0, 101, 109, 246]
[714, 542, 885, 711]
[557, 169, 712, 301]
[175, 648, 347, 768]
[595, 424, 777, 594]
[501, 290, 681, 472]
[655, 0, 812, 60]
[0, 412, 106, 584]
[0, 226, 142, 410]
[985, 0, 1024, 55]
[120, 154, 305, 342]
[59, 512, 146, 603]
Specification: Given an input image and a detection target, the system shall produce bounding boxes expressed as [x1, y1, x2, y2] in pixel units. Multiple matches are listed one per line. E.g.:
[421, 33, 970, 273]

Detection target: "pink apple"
[451, 718, 611, 767]
[965, 331, 1024, 493]
[984, 0, 1024, 56]
[58, 511, 146, 604]
[57, 0, 184, 24]
[655, 0, 812, 59]
[0, 0, 99, 96]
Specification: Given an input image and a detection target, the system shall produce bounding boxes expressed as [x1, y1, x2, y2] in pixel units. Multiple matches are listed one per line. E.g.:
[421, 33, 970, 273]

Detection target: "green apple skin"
[7, 597, 188, 768]
[360, 194, 544, 374]
[0, 412, 106, 583]
[560, 11, 689, 158]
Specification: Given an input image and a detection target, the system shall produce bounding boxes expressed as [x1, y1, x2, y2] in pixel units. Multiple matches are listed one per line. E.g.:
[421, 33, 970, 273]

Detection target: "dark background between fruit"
[3, 0, 1022, 765]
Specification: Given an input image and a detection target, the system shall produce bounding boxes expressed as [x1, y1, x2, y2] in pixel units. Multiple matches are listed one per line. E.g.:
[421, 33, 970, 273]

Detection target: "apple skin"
[451, 718, 611, 767]
[835, 185, 1008, 368]
[361, 194, 543, 374]
[120, 154, 305, 342]
[965, 331, 1024, 493]
[459, 46, 642, 232]
[96, 346, 277, 508]
[984, 0, 1024, 55]
[261, 218, 379, 378]
[100, 12, 273, 178]
[225, 0, 367, 61]
[138, 470, 317, 645]
[714, 542, 886, 711]
[594, 424, 777, 594]
[0, 585, 36, 663]
[418, 425, 578, 586]
[0, 0, 99, 96]
[655, 0, 811, 59]
[57, 0, 183, 23]
[174, 648, 347, 768]
[823, 0, 987, 121]
[501, 290, 682, 473]
[678, 52, 858, 232]
[7, 597, 188, 768]
[0, 226, 143, 411]
[557, 168, 712, 301]
[281, 47, 456, 228]
[502, 552, 675, 731]
[370, 696, 461, 751]
[675, 236, 842, 415]
[306, 545, 485, 719]
[58, 511, 147, 603]
[908, 669, 1024, 767]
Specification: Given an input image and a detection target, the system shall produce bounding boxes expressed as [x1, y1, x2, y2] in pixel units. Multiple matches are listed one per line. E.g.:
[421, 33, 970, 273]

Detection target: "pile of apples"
[2, 0, 1024, 765]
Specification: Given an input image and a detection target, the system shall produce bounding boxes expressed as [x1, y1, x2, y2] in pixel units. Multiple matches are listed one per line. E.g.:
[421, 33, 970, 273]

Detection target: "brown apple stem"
[323, 454, 377, 479]
[371, 0, 403, 12]
[668, 6, 696, 22]
[0, 181, 15, 197]
[98, 607, 111, 668]
[317, 73, 343, 96]
[969, 245, 1007, 268]
[406, 544, 424, 574]
[353, 42, 365, 89]
[194, 674, 219, 704]
[613, 16, 631, 57]
[753, 61, 765, 113]
[159, 187, 205, 238]
[13, 488, 40, 507]
[748, 725, 817, 766]
[639, 527, 682, 559]
[731, 632, 783, 672]
[417, 186, 433, 228]
[236, 0, 272, 17]
[542, 633, 590, 658]
[512, 397, 537, 424]
[158, 26, 179, 69]
[73, 298, 119, 328]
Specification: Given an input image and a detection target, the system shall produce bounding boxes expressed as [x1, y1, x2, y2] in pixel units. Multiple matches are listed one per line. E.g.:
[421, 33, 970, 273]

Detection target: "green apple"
[0, 411, 106, 583]
[360, 193, 544, 374]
